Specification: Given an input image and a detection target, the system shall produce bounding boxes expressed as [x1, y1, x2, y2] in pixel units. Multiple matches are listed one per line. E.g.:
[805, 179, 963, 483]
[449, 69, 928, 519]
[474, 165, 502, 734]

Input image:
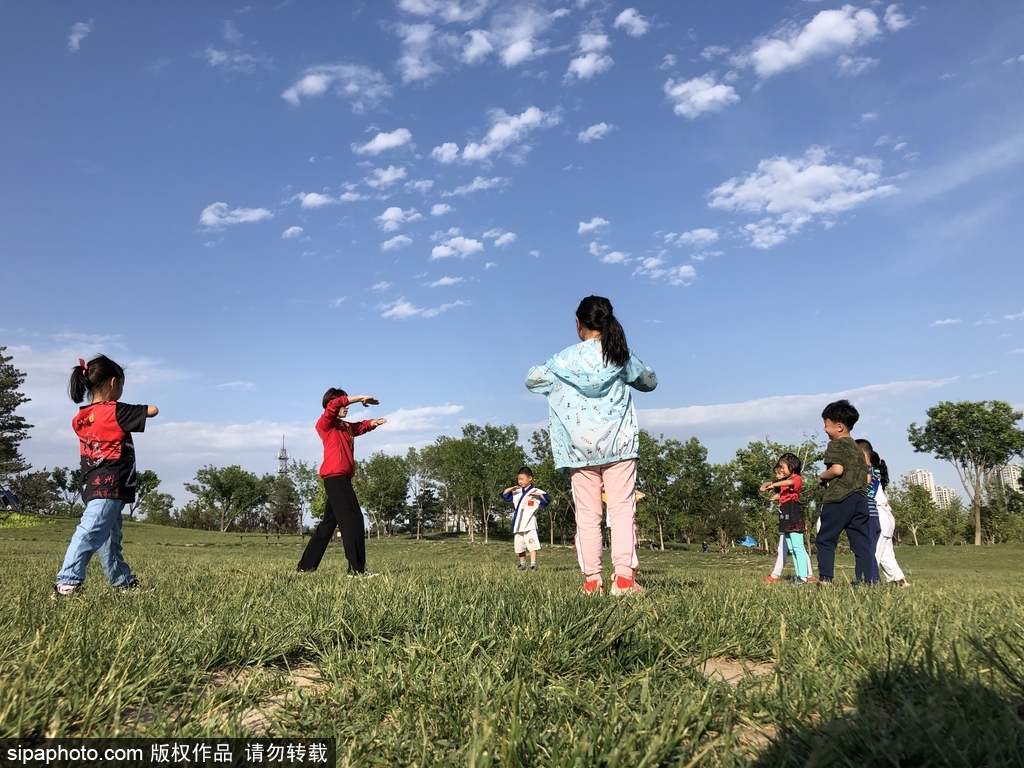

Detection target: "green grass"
[2, 520, 1024, 767]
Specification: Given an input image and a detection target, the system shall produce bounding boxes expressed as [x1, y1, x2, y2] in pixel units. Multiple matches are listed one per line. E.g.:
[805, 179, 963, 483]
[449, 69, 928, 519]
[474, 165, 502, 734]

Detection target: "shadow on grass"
[754, 636, 1024, 767]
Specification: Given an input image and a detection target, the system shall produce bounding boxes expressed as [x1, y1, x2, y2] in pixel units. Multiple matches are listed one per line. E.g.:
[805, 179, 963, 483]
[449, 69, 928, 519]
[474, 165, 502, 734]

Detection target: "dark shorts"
[779, 501, 806, 533]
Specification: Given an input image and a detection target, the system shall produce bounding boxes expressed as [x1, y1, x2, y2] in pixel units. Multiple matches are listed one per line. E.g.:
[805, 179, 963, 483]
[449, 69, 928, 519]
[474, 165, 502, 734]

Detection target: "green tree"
[9, 470, 58, 515]
[0, 347, 32, 485]
[265, 474, 301, 534]
[636, 430, 680, 550]
[140, 491, 176, 526]
[176, 499, 217, 530]
[127, 469, 161, 520]
[889, 477, 942, 546]
[288, 458, 321, 533]
[184, 465, 268, 532]
[50, 466, 83, 517]
[908, 400, 1024, 545]
[666, 437, 715, 546]
[462, 423, 526, 543]
[355, 451, 410, 536]
[529, 429, 574, 546]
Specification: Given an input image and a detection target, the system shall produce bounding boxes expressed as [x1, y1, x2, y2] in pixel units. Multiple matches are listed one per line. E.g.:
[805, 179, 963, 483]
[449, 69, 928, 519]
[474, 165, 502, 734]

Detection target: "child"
[856, 439, 883, 583]
[816, 400, 874, 584]
[296, 388, 386, 576]
[760, 453, 813, 584]
[526, 295, 657, 595]
[500, 466, 549, 570]
[861, 445, 910, 587]
[53, 356, 159, 598]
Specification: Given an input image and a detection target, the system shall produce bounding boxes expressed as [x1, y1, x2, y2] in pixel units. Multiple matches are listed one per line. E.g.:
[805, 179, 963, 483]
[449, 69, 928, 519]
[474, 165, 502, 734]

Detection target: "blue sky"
[3, 1, 1024, 505]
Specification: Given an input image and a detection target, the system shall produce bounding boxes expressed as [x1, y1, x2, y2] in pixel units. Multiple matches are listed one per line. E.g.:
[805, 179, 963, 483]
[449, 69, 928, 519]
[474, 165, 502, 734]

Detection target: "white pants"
[875, 508, 905, 582]
[771, 533, 814, 577]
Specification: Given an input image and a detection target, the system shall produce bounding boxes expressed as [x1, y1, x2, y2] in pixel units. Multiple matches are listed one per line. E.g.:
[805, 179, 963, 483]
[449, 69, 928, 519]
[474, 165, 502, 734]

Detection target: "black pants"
[816, 493, 874, 583]
[297, 475, 366, 573]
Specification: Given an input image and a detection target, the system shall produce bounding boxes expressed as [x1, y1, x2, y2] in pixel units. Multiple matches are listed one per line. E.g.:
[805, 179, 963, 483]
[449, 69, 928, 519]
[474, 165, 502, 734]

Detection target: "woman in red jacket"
[296, 388, 386, 575]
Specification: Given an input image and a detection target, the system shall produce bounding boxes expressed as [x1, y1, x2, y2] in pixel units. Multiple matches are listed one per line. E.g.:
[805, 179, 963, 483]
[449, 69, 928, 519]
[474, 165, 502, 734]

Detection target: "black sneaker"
[517, 563, 527, 570]
[529, 564, 538, 571]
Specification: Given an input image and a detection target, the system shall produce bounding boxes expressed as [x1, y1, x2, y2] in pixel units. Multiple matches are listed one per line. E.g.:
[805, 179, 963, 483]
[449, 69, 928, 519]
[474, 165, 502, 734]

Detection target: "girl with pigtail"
[53, 355, 159, 598]
[858, 441, 910, 587]
[527, 296, 658, 596]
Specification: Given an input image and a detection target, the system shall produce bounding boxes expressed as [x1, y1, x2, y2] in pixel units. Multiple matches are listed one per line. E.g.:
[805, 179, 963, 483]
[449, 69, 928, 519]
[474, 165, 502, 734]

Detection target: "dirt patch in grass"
[695, 657, 774, 687]
[237, 665, 325, 732]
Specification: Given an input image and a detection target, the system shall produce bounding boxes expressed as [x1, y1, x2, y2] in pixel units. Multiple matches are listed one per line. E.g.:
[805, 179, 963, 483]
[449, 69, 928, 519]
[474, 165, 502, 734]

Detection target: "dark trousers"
[867, 513, 881, 582]
[297, 475, 366, 574]
[816, 493, 874, 583]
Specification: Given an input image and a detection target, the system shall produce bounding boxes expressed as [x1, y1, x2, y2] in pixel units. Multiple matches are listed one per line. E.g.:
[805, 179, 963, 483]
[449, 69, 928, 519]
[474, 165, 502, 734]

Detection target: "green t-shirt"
[822, 436, 868, 504]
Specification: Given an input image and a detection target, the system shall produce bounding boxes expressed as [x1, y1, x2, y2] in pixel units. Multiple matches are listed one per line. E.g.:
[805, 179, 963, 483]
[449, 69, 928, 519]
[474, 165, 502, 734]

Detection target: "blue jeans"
[56, 498, 136, 587]
[816, 493, 874, 583]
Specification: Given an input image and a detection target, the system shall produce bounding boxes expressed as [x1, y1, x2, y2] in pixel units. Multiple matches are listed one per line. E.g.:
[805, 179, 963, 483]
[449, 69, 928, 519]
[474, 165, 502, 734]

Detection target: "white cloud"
[613, 9, 650, 38]
[398, 0, 487, 23]
[931, 318, 961, 326]
[281, 64, 392, 112]
[892, 141, 907, 151]
[352, 128, 413, 156]
[442, 176, 505, 196]
[380, 298, 467, 319]
[883, 4, 911, 32]
[406, 179, 434, 194]
[375, 206, 423, 231]
[494, 232, 516, 247]
[633, 256, 696, 286]
[297, 191, 336, 208]
[639, 378, 957, 436]
[281, 226, 304, 239]
[860, 112, 878, 122]
[202, 46, 263, 74]
[737, 6, 883, 79]
[600, 251, 629, 265]
[432, 227, 462, 241]
[578, 217, 609, 234]
[659, 54, 677, 69]
[577, 122, 615, 143]
[664, 73, 739, 118]
[371, 281, 393, 291]
[397, 22, 444, 83]
[431, 203, 454, 215]
[462, 29, 494, 63]
[674, 228, 719, 247]
[837, 55, 878, 76]
[1004, 311, 1024, 321]
[431, 235, 484, 259]
[708, 146, 898, 248]
[365, 165, 408, 189]
[199, 202, 273, 230]
[455, 106, 561, 162]
[68, 20, 94, 53]
[330, 297, 347, 307]
[431, 142, 460, 163]
[381, 235, 413, 251]
[378, 403, 465, 432]
[429, 276, 463, 287]
[565, 52, 614, 82]
[700, 45, 729, 61]
[486, 261, 498, 268]
[223, 20, 243, 45]
[491, 6, 570, 67]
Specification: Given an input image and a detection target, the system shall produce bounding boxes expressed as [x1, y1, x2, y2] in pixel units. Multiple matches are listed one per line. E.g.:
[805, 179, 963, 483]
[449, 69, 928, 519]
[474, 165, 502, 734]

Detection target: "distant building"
[935, 485, 959, 510]
[994, 464, 1023, 493]
[906, 469, 937, 503]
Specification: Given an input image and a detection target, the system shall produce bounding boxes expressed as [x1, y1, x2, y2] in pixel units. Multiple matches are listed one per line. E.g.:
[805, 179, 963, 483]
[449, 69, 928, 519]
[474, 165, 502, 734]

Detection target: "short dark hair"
[517, 466, 533, 478]
[777, 452, 802, 476]
[322, 387, 348, 409]
[821, 399, 859, 429]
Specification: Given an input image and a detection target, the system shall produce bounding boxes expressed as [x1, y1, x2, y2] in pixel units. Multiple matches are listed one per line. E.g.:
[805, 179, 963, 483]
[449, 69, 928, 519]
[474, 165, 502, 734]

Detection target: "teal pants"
[785, 532, 809, 579]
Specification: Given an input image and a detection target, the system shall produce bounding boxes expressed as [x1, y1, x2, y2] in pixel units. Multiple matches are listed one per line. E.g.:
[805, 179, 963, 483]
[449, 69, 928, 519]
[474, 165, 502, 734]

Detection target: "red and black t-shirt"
[73, 401, 148, 503]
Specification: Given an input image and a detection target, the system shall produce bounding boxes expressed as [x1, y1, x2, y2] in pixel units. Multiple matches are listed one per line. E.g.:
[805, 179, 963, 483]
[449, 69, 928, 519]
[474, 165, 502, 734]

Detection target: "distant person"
[701, 541, 709, 553]
[858, 442, 910, 587]
[856, 439, 883, 583]
[816, 400, 874, 584]
[526, 296, 657, 595]
[296, 388, 386, 576]
[500, 466, 549, 570]
[760, 453, 813, 584]
[53, 356, 159, 599]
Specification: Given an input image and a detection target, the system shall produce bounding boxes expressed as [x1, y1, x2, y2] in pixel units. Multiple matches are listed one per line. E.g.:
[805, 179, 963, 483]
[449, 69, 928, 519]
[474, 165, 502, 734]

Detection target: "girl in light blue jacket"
[526, 296, 657, 595]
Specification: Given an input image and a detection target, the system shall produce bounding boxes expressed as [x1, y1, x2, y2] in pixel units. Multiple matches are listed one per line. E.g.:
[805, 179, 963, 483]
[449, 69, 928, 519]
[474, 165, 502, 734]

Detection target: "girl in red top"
[54, 355, 159, 598]
[759, 453, 811, 584]
[296, 387, 386, 575]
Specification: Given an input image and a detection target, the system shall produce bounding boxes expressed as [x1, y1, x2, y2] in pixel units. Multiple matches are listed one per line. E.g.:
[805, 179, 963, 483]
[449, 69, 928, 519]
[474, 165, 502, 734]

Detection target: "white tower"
[277, 435, 289, 475]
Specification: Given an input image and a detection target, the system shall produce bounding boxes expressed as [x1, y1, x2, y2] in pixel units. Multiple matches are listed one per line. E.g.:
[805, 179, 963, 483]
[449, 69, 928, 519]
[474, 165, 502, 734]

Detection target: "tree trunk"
[658, 518, 665, 551]
[468, 497, 475, 542]
[482, 496, 488, 543]
[911, 525, 919, 546]
[973, 496, 982, 546]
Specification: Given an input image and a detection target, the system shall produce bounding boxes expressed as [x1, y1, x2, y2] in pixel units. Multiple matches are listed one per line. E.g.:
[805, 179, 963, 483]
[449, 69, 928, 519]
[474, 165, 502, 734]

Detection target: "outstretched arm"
[147, 405, 159, 417]
[625, 351, 657, 392]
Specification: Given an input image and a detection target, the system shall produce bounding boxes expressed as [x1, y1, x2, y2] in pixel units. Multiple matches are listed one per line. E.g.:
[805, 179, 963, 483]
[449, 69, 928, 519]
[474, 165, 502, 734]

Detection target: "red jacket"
[317, 395, 377, 478]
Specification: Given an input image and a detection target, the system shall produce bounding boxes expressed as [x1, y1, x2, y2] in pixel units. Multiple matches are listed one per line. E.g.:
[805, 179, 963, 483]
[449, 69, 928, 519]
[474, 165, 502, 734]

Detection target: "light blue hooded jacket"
[525, 339, 657, 471]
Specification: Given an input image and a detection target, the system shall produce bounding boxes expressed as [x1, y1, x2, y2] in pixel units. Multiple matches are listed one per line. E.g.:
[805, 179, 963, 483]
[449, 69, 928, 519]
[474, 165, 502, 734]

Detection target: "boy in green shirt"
[816, 399, 875, 584]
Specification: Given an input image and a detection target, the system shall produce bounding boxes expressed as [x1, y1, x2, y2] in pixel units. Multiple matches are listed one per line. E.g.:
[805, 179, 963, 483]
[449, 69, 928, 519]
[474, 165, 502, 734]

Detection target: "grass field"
[2, 518, 1023, 767]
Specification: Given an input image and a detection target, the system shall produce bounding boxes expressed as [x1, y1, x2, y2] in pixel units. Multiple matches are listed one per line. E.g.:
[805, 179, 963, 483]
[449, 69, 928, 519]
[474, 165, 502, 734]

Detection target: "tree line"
[3, 346, 1024, 546]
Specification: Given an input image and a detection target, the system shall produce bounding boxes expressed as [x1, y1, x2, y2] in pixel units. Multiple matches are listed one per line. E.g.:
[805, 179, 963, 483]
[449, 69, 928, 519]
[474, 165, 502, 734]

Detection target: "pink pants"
[571, 459, 639, 580]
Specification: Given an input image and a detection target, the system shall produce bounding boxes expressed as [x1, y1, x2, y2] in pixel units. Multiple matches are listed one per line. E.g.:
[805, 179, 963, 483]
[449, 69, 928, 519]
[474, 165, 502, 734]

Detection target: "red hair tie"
[78, 358, 88, 373]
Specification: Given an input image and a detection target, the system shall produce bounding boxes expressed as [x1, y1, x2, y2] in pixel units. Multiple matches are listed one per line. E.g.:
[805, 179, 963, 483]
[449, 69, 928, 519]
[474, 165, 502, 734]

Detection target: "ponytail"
[576, 295, 629, 367]
[872, 452, 890, 489]
[69, 355, 125, 404]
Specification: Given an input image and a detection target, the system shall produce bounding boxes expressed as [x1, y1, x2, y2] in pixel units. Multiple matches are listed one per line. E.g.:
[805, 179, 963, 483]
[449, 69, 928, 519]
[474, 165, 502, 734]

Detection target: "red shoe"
[610, 575, 645, 596]
[804, 575, 816, 583]
[580, 576, 603, 595]
[763, 574, 782, 583]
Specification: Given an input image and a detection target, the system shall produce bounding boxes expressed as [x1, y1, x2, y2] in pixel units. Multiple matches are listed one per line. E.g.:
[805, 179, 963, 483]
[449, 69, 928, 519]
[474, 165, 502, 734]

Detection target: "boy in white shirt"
[501, 466, 549, 570]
